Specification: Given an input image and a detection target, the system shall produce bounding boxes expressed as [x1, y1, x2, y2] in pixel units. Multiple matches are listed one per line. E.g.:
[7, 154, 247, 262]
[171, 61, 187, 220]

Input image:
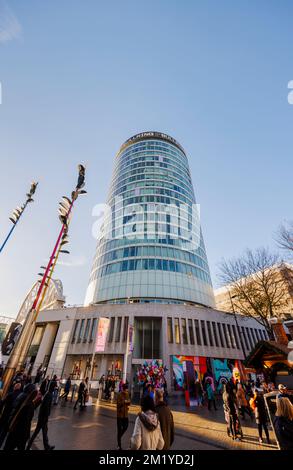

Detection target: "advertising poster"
[95, 317, 110, 352]
[172, 356, 208, 391]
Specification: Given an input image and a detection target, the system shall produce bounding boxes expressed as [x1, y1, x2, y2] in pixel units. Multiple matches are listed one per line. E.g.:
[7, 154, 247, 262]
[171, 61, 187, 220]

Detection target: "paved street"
[30, 397, 278, 451]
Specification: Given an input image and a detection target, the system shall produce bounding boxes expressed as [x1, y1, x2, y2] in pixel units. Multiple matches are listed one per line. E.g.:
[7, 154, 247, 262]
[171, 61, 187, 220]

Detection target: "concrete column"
[46, 319, 75, 378]
[32, 323, 59, 376]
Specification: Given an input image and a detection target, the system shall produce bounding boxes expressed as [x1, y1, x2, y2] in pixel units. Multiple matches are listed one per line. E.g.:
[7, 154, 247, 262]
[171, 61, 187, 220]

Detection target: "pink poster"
[95, 317, 110, 352]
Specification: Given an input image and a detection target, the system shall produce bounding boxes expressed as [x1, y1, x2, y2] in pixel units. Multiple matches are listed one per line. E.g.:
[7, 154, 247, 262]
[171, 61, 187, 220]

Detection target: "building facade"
[85, 132, 215, 308]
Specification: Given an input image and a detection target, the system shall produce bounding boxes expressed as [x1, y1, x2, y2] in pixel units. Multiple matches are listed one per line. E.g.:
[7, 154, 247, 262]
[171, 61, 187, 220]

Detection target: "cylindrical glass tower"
[85, 132, 215, 307]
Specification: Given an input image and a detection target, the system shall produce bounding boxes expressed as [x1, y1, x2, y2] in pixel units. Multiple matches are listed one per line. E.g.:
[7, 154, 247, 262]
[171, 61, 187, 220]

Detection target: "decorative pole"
[0, 182, 38, 254]
[2, 166, 86, 396]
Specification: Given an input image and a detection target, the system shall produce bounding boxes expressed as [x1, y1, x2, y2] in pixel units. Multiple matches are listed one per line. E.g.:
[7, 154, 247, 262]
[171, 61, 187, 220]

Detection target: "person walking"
[116, 383, 131, 450]
[236, 383, 253, 420]
[0, 383, 22, 447]
[155, 389, 174, 450]
[73, 379, 86, 410]
[26, 382, 55, 451]
[130, 395, 164, 450]
[274, 397, 293, 450]
[206, 381, 217, 411]
[40, 376, 50, 396]
[250, 389, 270, 445]
[4, 384, 38, 450]
[60, 376, 71, 402]
[194, 379, 204, 407]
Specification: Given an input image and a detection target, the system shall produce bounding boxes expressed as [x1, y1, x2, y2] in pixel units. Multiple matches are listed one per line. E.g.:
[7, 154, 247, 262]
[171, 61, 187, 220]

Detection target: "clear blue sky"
[0, 0, 292, 317]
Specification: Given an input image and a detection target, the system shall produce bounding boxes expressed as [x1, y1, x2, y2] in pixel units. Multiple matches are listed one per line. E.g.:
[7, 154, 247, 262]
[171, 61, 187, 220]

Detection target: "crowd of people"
[0, 368, 293, 450]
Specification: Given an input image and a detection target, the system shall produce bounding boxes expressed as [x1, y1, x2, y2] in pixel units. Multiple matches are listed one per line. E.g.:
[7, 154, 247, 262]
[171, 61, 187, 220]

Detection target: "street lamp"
[2, 165, 86, 396]
[0, 182, 38, 254]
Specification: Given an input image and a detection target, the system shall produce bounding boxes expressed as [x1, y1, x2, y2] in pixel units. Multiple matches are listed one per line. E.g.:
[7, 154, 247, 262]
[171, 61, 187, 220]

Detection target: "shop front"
[172, 355, 246, 395]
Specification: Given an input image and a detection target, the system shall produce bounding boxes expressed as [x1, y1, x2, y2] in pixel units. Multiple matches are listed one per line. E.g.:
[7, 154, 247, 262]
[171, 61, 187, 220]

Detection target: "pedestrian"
[236, 383, 253, 420]
[155, 389, 174, 450]
[194, 379, 204, 407]
[250, 389, 270, 445]
[73, 379, 86, 410]
[40, 376, 50, 396]
[222, 383, 243, 441]
[274, 397, 293, 450]
[50, 375, 59, 405]
[98, 375, 105, 400]
[84, 377, 89, 406]
[130, 395, 164, 450]
[4, 384, 38, 450]
[116, 383, 131, 450]
[34, 367, 43, 385]
[0, 383, 22, 447]
[60, 376, 71, 402]
[26, 381, 55, 451]
[206, 381, 217, 411]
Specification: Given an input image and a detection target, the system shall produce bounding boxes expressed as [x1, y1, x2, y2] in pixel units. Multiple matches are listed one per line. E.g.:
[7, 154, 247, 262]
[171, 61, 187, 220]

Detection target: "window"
[227, 324, 236, 348]
[260, 329, 266, 340]
[201, 320, 208, 346]
[133, 318, 161, 359]
[217, 323, 225, 348]
[241, 327, 249, 350]
[188, 319, 195, 345]
[89, 318, 97, 343]
[194, 319, 201, 345]
[223, 324, 231, 348]
[123, 317, 129, 342]
[77, 319, 85, 343]
[250, 328, 257, 346]
[174, 318, 181, 344]
[108, 317, 115, 343]
[167, 318, 173, 343]
[115, 317, 122, 342]
[231, 325, 240, 349]
[206, 321, 214, 346]
[212, 322, 219, 347]
[72, 319, 80, 343]
[83, 319, 91, 342]
[245, 327, 253, 349]
[181, 319, 188, 344]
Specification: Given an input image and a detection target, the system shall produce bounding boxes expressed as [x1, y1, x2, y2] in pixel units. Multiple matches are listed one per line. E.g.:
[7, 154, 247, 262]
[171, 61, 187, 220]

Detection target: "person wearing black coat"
[73, 380, 86, 410]
[40, 376, 50, 396]
[250, 390, 270, 444]
[4, 383, 38, 450]
[26, 382, 55, 450]
[0, 383, 22, 447]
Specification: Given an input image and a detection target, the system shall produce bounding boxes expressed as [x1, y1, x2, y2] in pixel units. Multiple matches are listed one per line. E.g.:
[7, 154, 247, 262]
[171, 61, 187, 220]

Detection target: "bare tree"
[218, 248, 290, 340]
[277, 221, 293, 257]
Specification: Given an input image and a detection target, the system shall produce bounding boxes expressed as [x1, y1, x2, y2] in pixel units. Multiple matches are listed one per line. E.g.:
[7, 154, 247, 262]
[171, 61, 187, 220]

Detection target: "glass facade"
[85, 132, 215, 306]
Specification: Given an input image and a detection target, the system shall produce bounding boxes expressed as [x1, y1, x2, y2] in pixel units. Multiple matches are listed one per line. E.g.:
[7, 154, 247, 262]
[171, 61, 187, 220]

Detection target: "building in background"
[214, 263, 293, 315]
[85, 131, 215, 308]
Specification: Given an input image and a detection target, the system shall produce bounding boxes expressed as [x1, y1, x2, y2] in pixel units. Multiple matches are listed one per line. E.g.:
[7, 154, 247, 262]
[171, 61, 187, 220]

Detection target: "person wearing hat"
[277, 384, 290, 400]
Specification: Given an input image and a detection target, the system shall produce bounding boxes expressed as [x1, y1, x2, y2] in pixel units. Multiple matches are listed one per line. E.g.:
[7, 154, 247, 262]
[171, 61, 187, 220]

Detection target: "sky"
[0, 0, 292, 318]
